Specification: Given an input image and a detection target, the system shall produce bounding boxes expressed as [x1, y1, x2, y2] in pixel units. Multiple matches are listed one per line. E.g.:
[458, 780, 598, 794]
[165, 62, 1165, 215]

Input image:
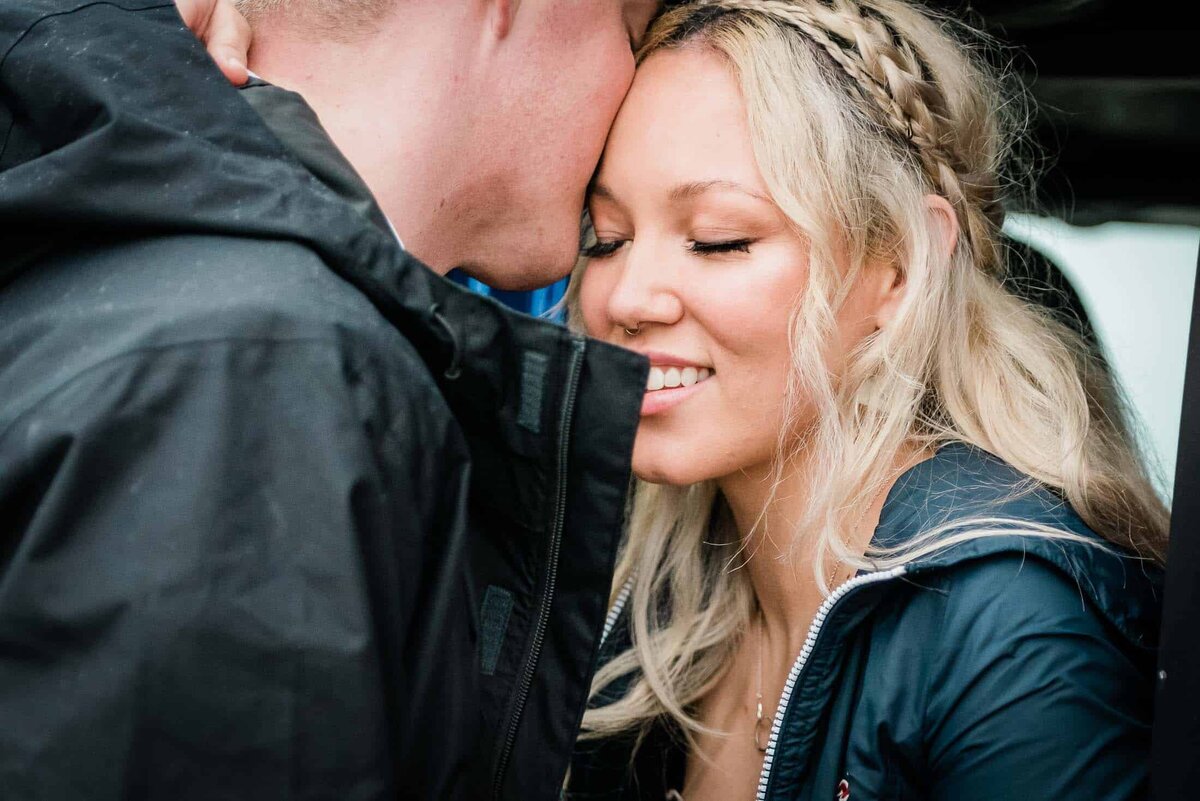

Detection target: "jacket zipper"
[599, 576, 635, 651]
[754, 566, 908, 801]
[492, 336, 588, 800]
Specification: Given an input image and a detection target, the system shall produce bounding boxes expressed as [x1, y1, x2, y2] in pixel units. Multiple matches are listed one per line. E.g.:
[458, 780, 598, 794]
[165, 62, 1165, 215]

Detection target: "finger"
[175, 0, 252, 86]
[174, 0, 213, 33]
[214, 51, 249, 86]
[205, 1, 253, 85]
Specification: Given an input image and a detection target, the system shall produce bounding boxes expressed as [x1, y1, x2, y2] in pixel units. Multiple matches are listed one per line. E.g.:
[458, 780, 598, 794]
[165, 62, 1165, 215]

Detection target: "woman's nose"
[605, 241, 684, 334]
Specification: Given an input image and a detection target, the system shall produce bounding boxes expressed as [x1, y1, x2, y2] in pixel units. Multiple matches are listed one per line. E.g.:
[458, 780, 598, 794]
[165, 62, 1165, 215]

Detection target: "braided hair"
[646, 0, 1010, 273]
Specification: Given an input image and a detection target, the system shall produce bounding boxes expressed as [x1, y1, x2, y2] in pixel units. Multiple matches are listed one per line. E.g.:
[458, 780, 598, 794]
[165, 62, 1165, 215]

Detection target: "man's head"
[234, 0, 662, 290]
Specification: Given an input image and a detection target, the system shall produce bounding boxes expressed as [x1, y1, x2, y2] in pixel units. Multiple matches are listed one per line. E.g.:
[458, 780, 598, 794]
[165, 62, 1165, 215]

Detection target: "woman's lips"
[641, 365, 714, 416]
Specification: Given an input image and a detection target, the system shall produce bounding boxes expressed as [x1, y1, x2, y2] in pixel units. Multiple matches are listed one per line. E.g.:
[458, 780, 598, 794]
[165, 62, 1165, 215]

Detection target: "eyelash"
[579, 239, 755, 259]
[581, 239, 625, 259]
[689, 238, 754, 255]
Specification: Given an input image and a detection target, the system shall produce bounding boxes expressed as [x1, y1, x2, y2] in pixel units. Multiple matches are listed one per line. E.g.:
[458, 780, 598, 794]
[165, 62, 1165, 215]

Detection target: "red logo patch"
[835, 779, 850, 800]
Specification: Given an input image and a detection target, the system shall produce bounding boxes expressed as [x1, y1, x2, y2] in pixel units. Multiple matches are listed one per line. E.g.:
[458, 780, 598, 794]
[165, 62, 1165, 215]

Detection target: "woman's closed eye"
[688, 238, 755, 255]
[582, 237, 758, 259]
[581, 238, 627, 259]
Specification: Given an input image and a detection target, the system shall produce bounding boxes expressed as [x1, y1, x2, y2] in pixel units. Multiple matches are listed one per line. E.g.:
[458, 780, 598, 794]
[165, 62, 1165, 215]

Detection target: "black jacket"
[568, 444, 1163, 800]
[0, 2, 646, 800]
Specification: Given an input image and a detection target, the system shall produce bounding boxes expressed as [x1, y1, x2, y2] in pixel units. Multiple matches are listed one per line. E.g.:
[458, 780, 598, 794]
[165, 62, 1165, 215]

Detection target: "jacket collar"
[596, 443, 1164, 663]
[873, 442, 1163, 648]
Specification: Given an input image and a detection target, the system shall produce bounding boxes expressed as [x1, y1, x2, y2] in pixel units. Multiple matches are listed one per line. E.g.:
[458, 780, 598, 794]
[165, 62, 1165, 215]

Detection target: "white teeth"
[646, 365, 714, 391]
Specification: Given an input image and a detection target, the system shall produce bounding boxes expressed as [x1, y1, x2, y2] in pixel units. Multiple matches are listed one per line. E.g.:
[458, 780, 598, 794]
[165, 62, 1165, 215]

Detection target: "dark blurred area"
[930, 0, 1199, 226]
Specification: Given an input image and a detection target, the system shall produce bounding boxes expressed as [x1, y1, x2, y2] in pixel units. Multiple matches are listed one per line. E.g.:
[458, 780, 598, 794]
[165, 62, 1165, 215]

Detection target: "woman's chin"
[632, 456, 710, 487]
[632, 471, 679, 486]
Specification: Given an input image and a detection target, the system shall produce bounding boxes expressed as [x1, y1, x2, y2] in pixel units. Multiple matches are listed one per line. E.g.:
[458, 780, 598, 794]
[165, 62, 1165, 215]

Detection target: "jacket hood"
[0, 0, 648, 512]
[874, 442, 1164, 650]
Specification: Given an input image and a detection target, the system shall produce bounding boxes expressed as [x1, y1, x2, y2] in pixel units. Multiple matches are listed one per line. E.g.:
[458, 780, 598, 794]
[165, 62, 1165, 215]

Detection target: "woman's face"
[579, 47, 888, 486]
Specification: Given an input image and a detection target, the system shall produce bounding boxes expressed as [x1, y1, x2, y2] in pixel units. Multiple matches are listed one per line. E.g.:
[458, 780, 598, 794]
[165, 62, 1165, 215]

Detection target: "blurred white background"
[1007, 215, 1200, 499]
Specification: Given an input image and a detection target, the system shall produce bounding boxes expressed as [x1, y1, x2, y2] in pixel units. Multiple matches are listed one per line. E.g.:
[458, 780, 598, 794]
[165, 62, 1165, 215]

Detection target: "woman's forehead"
[596, 48, 765, 202]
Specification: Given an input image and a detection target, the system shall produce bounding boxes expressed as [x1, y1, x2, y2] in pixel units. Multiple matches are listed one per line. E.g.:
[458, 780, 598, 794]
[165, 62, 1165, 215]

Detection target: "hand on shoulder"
[175, 0, 252, 85]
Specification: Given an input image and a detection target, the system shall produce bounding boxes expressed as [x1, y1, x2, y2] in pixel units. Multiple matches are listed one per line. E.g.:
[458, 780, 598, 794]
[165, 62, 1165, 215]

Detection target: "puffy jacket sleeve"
[923, 555, 1154, 801]
[0, 328, 477, 800]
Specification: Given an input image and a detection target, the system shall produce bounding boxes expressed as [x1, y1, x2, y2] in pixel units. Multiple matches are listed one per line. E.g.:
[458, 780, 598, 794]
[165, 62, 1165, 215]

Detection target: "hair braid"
[692, 0, 1004, 270]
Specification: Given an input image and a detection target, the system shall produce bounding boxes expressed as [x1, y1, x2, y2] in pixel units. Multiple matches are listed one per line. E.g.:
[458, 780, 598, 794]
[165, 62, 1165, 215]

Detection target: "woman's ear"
[871, 259, 907, 331]
[874, 196, 959, 330]
[925, 194, 960, 261]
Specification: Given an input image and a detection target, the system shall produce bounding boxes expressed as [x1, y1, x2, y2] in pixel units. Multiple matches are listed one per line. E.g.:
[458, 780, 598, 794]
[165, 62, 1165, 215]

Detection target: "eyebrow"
[669, 180, 773, 204]
[589, 179, 773, 205]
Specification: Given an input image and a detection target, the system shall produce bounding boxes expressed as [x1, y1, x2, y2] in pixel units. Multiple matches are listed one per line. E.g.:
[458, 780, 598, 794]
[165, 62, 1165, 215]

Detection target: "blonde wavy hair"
[572, 0, 1169, 745]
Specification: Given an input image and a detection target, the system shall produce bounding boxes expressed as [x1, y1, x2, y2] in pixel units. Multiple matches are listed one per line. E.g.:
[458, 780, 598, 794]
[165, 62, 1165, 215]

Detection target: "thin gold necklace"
[754, 609, 771, 752]
[753, 562, 840, 753]
[752, 473, 895, 752]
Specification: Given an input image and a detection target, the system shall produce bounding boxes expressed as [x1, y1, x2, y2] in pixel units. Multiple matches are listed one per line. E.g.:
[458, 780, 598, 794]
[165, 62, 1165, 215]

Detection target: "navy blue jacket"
[569, 444, 1162, 800]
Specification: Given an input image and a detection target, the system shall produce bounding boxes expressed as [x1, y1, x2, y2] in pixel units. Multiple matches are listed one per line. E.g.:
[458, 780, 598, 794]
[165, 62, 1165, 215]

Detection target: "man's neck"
[244, 6, 485, 273]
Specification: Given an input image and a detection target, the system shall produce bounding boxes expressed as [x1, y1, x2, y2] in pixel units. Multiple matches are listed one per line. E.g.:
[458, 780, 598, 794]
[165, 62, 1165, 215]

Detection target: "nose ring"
[624, 325, 641, 336]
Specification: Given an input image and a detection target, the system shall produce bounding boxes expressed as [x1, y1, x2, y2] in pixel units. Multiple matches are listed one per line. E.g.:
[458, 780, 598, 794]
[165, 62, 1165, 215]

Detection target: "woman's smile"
[638, 350, 716, 416]
[576, 47, 819, 486]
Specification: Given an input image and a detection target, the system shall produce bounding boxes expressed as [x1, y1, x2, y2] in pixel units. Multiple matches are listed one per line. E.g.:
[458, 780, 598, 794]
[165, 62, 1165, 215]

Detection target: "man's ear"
[925, 193, 959, 262]
[490, 0, 520, 39]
